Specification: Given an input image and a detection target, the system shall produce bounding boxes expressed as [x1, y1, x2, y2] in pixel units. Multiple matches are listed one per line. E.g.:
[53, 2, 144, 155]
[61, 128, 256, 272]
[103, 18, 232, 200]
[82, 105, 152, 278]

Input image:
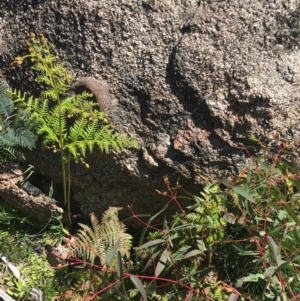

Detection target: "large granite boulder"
[0, 0, 299, 222]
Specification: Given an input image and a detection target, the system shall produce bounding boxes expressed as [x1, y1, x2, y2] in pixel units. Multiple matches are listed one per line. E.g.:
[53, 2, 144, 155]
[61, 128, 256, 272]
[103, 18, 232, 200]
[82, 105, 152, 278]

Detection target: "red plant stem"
[89, 272, 206, 299]
[165, 181, 185, 215]
[128, 205, 162, 232]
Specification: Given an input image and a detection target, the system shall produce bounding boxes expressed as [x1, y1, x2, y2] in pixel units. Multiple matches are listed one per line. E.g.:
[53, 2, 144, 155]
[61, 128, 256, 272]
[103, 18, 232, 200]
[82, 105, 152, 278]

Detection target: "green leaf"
[232, 185, 255, 203]
[292, 255, 300, 262]
[138, 239, 165, 249]
[278, 160, 298, 174]
[264, 266, 277, 277]
[106, 238, 121, 266]
[196, 238, 207, 252]
[270, 185, 285, 202]
[206, 215, 214, 225]
[281, 204, 299, 224]
[138, 204, 168, 248]
[244, 199, 254, 218]
[222, 212, 239, 224]
[231, 241, 244, 254]
[273, 261, 290, 275]
[129, 274, 147, 301]
[240, 251, 261, 256]
[222, 177, 231, 187]
[117, 251, 123, 279]
[293, 228, 300, 244]
[266, 235, 281, 265]
[142, 250, 161, 273]
[155, 249, 169, 277]
[166, 223, 194, 234]
[243, 273, 265, 282]
[172, 245, 191, 260]
[184, 249, 203, 259]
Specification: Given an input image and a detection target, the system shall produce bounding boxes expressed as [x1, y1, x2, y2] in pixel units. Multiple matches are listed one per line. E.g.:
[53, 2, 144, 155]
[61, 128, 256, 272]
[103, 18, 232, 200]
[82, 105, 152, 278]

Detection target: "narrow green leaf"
[222, 212, 239, 224]
[137, 239, 165, 249]
[243, 273, 265, 282]
[196, 238, 207, 252]
[292, 255, 300, 262]
[222, 177, 231, 187]
[290, 191, 300, 201]
[141, 250, 162, 273]
[293, 228, 300, 244]
[282, 204, 299, 224]
[281, 241, 293, 252]
[244, 199, 254, 218]
[138, 204, 169, 248]
[249, 135, 259, 142]
[184, 249, 203, 259]
[106, 238, 120, 267]
[232, 185, 255, 203]
[259, 161, 272, 172]
[264, 266, 277, 277]
[240, 251, 261, 256]
[266, 235, 281, 265]
[167, 224, 194, 234]
[273, 261, 290, 275]
[278, 160, 298, 173]
[235, 277, 244, 288]
[231, 241, 244, 254]
[270, 185, 285, 202]
[130, 274, 147, 301]
[172, 245, 191, 260]
[206, 215, 214, 225]
[95, 271, 130, 301]
[155, 249, 169, 277]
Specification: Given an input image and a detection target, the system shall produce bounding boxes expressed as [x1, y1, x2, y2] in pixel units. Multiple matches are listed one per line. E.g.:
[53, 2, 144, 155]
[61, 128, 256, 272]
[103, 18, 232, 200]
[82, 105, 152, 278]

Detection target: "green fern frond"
[68, 117, 88, 141]
[0, 81, 35, 162]
[36, 98, 50, 117]
[0, 81, 13, 117]
[64, 121, 136, 159]
[11, 33, 138, 223]
[37, 123, 60, 145]
[0, 144, 25, 163]
[45, 106, 67, 133]
[2, 126, 35, 149]
[35, 75, 53, 87]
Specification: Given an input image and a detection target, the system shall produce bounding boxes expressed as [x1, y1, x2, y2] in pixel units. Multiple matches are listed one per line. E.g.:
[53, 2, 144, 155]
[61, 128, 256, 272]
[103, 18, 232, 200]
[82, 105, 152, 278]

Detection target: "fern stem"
[67, 156, 72, 224]
[40, 50, 72, 223]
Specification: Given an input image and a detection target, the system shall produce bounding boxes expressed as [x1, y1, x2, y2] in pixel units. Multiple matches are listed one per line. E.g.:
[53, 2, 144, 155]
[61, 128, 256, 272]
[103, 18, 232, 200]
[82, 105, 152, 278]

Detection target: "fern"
[11, 33, 138, 222]
[0, 81, 35, 162]
[71, 208, 132, 266]
[0, 81, 14, 117]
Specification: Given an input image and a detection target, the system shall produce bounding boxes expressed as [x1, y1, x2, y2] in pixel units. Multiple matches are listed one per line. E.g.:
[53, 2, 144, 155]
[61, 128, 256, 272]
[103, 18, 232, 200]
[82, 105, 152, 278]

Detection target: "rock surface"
[0, 0, 299, 220]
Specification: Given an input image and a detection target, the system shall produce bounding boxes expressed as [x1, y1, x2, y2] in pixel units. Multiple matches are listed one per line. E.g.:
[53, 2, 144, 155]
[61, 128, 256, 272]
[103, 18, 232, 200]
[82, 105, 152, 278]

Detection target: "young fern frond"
[11, 33, 138, 223]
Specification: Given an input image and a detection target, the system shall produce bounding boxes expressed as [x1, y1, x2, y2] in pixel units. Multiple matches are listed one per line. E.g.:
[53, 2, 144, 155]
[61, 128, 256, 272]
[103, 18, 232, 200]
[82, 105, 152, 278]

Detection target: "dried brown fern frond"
[70, 207, 132, 266]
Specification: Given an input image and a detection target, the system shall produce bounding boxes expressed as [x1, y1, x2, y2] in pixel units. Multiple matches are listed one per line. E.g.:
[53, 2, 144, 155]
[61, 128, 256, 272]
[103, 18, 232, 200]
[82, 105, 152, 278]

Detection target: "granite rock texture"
[0, 0, 299, 220]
